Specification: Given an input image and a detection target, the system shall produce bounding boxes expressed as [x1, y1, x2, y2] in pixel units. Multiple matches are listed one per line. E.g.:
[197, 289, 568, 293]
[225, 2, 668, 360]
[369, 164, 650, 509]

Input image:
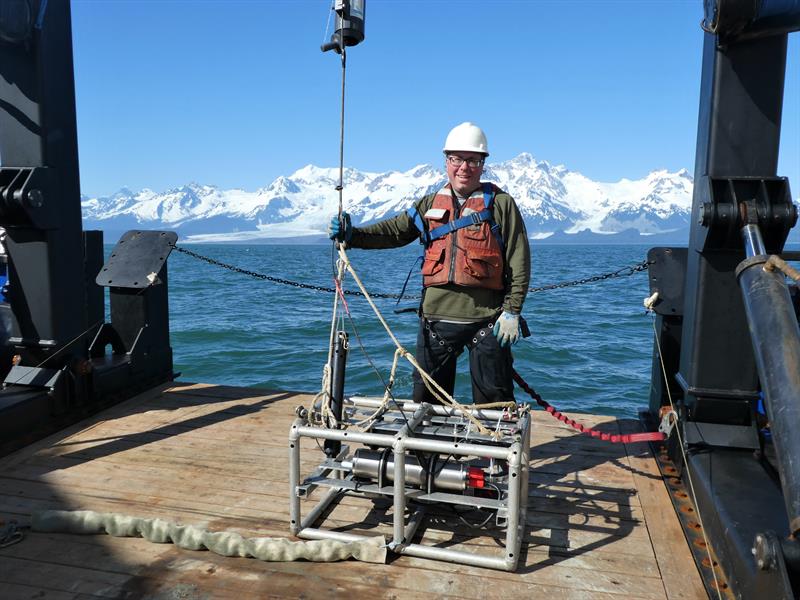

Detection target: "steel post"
[503, 441, 523, 571]
[288, 419, 302, 534]
[392, 438, 407, 548]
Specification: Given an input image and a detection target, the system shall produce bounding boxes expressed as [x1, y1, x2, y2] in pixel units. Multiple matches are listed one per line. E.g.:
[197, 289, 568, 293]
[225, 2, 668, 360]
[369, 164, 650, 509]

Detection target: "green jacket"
[348, 184, 531, 321]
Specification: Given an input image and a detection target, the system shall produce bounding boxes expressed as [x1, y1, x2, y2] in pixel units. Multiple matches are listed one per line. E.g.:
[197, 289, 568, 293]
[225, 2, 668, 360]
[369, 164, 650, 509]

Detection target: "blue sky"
[71, 1, 799, 197]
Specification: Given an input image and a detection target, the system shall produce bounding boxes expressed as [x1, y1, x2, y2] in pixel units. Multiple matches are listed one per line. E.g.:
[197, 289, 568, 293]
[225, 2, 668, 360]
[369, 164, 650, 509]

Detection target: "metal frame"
[289, 398, 530, 571]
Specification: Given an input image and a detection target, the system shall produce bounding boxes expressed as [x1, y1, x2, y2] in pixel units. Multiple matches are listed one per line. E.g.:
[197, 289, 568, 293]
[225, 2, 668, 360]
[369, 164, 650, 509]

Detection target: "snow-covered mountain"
[81, 153, 695, 242]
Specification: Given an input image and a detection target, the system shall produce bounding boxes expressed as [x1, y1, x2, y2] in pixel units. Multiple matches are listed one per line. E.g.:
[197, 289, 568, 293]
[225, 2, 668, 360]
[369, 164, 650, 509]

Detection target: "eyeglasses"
[446, 155, 484, 169]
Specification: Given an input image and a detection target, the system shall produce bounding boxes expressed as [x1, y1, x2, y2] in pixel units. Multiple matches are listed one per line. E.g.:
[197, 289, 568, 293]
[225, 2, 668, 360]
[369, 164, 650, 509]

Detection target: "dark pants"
[412, 319, 514, 405]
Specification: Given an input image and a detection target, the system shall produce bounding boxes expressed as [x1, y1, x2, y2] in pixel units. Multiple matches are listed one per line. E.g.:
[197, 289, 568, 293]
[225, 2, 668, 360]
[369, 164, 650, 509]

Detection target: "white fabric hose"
[32, 510, 386, 564]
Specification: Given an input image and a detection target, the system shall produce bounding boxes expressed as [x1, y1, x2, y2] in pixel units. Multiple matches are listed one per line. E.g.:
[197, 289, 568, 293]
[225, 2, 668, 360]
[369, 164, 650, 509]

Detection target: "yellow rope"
[336, 246, 503, 439]
[349, 348, 403, 430]
[310, 254, 349, 427]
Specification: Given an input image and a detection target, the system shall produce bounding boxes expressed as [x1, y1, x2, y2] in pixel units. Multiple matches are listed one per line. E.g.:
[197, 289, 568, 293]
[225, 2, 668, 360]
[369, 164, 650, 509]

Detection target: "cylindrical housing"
[334, 0, 366, 47]
[322, 0, 366, 52]
[324, 331, 348, 458]
[349, 449, 471, 491]
[737, 256, 800, 535]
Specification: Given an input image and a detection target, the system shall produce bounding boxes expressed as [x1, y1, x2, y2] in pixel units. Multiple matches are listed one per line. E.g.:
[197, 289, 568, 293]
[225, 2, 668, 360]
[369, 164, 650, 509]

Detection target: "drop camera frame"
[288, 397, 530, 571]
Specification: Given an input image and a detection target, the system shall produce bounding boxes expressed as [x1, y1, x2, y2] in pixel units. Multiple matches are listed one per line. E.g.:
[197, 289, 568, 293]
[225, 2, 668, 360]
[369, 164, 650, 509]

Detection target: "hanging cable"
[649, 314, 723, 600]
[336, 43, 346, 222]
[318, 0, 376, 431]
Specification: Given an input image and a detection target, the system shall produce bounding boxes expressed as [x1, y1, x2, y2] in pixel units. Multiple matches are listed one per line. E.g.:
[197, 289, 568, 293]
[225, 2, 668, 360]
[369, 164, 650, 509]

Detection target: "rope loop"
[0, 520, 27, 548]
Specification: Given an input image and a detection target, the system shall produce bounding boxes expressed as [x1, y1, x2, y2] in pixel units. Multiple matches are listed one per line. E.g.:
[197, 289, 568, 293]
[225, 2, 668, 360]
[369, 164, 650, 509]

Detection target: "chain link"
[172, 245, 651, 299]
[173, 245, 410, 299]
[528, 259, 652, 293]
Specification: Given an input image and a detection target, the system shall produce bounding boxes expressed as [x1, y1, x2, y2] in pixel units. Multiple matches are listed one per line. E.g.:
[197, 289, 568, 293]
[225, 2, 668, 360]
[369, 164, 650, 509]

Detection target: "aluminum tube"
[299, 487, 343, 531]
[403, 436, 511, 459]
[393, 441, 407, 547]
[738, 257, 800, 535]
[519, 416, 531, 526]
[298, 527, 371, 543]
[295, 425, 391, 447]
[288, 419, 302, 535]
[401, 542, 511, 571]
[397, 403, 432, 437]
[295, 424, 512, 459]
[348, 396, 510, 421]
[503, 441, 523, 571]
[404, 506, 426, 542]
[742, 224, 767, 258]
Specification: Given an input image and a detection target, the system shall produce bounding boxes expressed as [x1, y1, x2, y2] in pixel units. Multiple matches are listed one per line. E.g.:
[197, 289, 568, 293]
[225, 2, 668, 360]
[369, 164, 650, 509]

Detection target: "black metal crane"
[647, 1, 800, 597]
[0, 0, 176, 455]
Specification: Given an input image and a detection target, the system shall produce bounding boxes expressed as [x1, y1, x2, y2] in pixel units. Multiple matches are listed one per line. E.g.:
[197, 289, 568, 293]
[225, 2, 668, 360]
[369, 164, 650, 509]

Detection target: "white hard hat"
[443, 122, 489, 156]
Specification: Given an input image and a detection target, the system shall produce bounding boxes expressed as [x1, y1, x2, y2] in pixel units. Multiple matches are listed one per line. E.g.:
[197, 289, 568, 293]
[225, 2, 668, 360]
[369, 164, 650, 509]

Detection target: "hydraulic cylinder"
[737, 228, 800, 536]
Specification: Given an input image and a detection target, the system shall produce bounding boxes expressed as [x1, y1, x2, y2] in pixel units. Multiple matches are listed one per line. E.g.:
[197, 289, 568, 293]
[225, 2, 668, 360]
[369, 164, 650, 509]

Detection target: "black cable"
[339, 303, 411, 429]
[450, 482, 502, 529]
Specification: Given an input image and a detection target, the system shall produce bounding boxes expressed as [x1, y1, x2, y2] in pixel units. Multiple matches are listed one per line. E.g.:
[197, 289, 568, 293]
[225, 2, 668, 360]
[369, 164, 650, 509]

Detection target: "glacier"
[81, 153, 696, 243]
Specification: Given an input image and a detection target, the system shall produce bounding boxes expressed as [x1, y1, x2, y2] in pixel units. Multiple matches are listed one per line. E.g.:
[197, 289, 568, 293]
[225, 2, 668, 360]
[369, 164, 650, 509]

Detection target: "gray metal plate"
[647, 247, 688, 316]
[96, 230, 178, 289]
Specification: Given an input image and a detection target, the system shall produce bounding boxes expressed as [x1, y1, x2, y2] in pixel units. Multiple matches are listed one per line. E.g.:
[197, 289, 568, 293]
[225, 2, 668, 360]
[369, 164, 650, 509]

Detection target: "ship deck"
[0, 383, 707, 599]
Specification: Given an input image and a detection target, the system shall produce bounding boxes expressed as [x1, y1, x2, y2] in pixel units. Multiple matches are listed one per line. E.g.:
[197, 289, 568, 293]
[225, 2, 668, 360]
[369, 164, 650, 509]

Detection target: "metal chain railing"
[172, 245, 651, 299]
[528, 259, 651, 292]
[173, 245, 407, 299]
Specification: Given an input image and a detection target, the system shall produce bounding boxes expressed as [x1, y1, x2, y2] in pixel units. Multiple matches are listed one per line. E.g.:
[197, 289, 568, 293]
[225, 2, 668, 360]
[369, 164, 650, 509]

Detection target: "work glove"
[492, 311, 520, 348]
[328, 212, 353, 243]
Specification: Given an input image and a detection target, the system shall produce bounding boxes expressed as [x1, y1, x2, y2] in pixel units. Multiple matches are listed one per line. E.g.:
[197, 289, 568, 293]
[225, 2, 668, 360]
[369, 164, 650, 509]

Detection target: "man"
[329, 122, 530, 405]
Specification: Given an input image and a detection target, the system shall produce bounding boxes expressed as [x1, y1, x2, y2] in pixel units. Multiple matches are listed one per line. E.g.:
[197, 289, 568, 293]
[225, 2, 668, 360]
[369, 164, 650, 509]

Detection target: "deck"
[0, 382, 707, 599]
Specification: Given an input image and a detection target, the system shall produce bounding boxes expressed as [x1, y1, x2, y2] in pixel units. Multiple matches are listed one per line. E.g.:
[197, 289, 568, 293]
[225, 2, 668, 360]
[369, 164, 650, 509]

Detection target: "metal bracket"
[96, 230, 178, 289]
[658, 409, 678, 438]
[698, 176, 795, 252]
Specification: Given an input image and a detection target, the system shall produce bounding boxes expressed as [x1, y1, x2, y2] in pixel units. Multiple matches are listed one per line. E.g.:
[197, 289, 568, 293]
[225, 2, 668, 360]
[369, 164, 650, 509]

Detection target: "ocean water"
[166, 243, 657, 418]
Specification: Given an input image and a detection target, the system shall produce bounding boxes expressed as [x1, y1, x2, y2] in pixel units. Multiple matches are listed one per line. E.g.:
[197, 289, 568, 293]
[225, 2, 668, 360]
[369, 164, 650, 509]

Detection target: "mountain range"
[82, 153, 698, 243]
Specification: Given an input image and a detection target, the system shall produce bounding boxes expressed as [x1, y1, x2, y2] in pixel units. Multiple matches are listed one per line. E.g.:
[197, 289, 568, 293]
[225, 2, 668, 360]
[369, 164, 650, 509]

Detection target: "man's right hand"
[328, 212, 353, 243]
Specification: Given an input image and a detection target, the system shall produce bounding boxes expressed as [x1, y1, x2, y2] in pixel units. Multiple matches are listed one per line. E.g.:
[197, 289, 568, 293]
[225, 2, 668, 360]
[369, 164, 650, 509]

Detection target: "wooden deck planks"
[0, 383, 705, 599]
[621, 421, 708, 600]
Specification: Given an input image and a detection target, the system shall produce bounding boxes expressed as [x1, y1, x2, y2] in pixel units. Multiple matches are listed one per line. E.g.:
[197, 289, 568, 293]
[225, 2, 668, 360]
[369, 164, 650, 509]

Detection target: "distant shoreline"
[95, 229, 800, 247]
[97, 230, 691, 245]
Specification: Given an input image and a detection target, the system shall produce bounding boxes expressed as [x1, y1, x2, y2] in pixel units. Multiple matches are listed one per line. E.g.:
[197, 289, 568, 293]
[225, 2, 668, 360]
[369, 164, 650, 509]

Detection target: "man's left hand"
[493, 311, 520, 348]
[328, 212, 353, 243]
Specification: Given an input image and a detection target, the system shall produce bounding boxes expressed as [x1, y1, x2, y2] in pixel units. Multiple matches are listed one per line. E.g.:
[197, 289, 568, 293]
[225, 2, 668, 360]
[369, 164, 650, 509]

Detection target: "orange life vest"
[408, 183, 505, 290]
